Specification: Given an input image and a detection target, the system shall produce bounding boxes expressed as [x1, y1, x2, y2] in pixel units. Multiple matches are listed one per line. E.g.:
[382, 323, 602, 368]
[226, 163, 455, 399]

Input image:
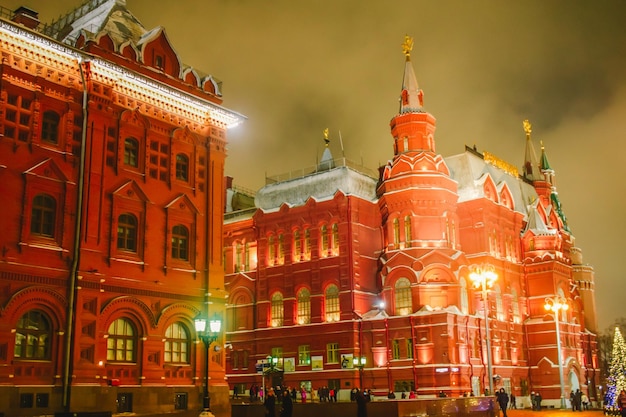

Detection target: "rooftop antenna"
[338, 130, 346, 165]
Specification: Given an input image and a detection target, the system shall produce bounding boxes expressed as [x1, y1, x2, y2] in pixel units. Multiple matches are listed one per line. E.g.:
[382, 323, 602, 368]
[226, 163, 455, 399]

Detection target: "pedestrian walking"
[496, 388, 509, 417]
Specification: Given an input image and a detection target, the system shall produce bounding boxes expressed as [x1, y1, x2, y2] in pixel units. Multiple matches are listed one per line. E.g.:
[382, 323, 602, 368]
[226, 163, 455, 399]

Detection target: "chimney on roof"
[12, 6, 39, 30]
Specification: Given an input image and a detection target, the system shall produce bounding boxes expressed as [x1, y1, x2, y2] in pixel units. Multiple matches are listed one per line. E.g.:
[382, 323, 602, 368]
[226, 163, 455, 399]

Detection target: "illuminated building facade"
[0, 1, 242, 415]
[224, 37, 599, 406]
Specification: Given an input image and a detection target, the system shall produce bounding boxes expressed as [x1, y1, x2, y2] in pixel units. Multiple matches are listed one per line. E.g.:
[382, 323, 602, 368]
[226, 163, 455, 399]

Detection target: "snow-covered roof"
[445, 151, 538, 216]
[255, 165, 378, 210]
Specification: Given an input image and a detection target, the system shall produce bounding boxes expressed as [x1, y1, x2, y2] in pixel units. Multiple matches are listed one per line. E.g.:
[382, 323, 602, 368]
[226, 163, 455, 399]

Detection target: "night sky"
[6, 0, 626, 331]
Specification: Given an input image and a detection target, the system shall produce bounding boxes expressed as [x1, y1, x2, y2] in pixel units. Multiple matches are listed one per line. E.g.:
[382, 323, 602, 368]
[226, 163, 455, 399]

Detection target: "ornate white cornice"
[0, 19, 245, 129]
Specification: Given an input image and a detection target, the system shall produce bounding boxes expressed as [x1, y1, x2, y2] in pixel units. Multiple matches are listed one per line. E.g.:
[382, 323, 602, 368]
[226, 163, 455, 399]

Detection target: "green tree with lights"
[606, 327, 626, 410]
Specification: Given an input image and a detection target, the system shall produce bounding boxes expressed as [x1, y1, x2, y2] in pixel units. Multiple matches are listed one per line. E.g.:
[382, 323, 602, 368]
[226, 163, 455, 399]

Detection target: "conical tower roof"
[522, 119, 543, 182]
[399, 35, 424, 114]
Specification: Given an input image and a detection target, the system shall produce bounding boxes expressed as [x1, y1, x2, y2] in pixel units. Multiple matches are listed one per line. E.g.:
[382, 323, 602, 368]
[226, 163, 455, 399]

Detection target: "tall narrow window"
[107, 318, 135, 362]
[392, 339, 401, 360]
[325, 284, 340, 322]
[117, 213, 137, 252]
[331, 223, 339, 255]
[404, 215, 412, 247]
[270, 292, 283, 327]
[124, 138, 139, 167]
[406, 338, 414, 359]
[41, 111, 59, 144]
[326, 342, 339, 363]
[393, 218, 400, 248]
[164, 322, 189, 363]
[31, 194, 56, 237]
[321, 225, 329, 256]
[511, 288, 520, 323]
[175, 154, 189, 181]
[298, 345, 311, 366]
[244, 242, 250, 270]
[268, 235, 276, 265]
[277, 234, 284, 264]
[297, 288, 311, 325]
[495, 285, 504, 320]
[14, 310, 51, 359]
[304, 228, 311, 260]
[395, 277, 412, 316]
[171, 225, 189, 260]
[293, 230, 301, 261]
[235, 242, 243, 272]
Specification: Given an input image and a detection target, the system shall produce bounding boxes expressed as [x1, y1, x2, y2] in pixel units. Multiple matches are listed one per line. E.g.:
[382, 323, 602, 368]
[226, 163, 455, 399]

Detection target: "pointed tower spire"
[318, 127, 335, 171]
[540, 141, 570, 232]
[522, 119, 542, 181]
[399, 35, 424, 113]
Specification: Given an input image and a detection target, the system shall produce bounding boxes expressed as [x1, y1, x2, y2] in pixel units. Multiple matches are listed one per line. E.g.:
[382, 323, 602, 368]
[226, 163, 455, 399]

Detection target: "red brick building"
[223, 38, 599, 407]
[0, 1, 243, 415]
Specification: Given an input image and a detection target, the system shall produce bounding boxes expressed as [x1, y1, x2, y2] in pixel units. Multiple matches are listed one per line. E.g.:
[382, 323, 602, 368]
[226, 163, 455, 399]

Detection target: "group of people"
[570, 389, 590, 411]
[530, 391, 543, 411]
[263, 387, 293, 417]
[317, 386, 337, 402]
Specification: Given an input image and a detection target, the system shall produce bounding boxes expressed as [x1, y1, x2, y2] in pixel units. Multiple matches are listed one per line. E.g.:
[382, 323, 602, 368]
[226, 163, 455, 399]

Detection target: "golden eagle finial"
[523, 119, 532, 136]
[323, 128, 330, 147]
[402, 35, 414, 59]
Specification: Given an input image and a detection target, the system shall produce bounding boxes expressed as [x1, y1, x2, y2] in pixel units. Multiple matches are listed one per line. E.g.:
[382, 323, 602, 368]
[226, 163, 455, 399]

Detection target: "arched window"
[164, 322, 189, 364]
[270, 292, 284, 327]
[107, 318, 136, 362]
[460, 278, 469, 315]
[175, 154, 189, 181]
[41, 111, 59, 144]
[117, 213, 137, 252]
[395, 277, 412, 316]
[14, 310, 51, 360]
[171, 225, 189, 260]
[404, 216, 412, 247]
[31, 194, 56, 237]
[325, 284, 340, 322]
[124, 137, 139, 167]
[297, 288, 311, 325]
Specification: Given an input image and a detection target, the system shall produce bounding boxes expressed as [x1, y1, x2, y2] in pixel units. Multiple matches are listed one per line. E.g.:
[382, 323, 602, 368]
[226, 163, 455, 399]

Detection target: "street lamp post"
[195, 316, 222, 415]
[353, 356, 366, 388]
[264, 355, 278, 394]
[469, 264, 498, 396]
[544, 296, 568, 409]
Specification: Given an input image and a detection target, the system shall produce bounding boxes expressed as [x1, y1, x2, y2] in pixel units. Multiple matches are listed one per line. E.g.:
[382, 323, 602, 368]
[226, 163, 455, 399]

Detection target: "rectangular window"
[174, 393, 187, 410]
[271, 347, 283, 368]
[326, 342, 339, 363]
[20, 393, 34, 408]
[36, 393, 49, 408]
[394, 380, 415, 393]
[298, 345, 311, 366]
[406, 339, 414, 359]
[232, 351, 239, 369]
[392, 339, 401, 360]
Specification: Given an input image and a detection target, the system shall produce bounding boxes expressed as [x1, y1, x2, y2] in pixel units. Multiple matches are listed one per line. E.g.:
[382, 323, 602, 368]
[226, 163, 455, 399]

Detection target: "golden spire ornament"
[323, 128, 330, 147]
[523, 119, 532, 136]
[402, 35, 414, 59]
